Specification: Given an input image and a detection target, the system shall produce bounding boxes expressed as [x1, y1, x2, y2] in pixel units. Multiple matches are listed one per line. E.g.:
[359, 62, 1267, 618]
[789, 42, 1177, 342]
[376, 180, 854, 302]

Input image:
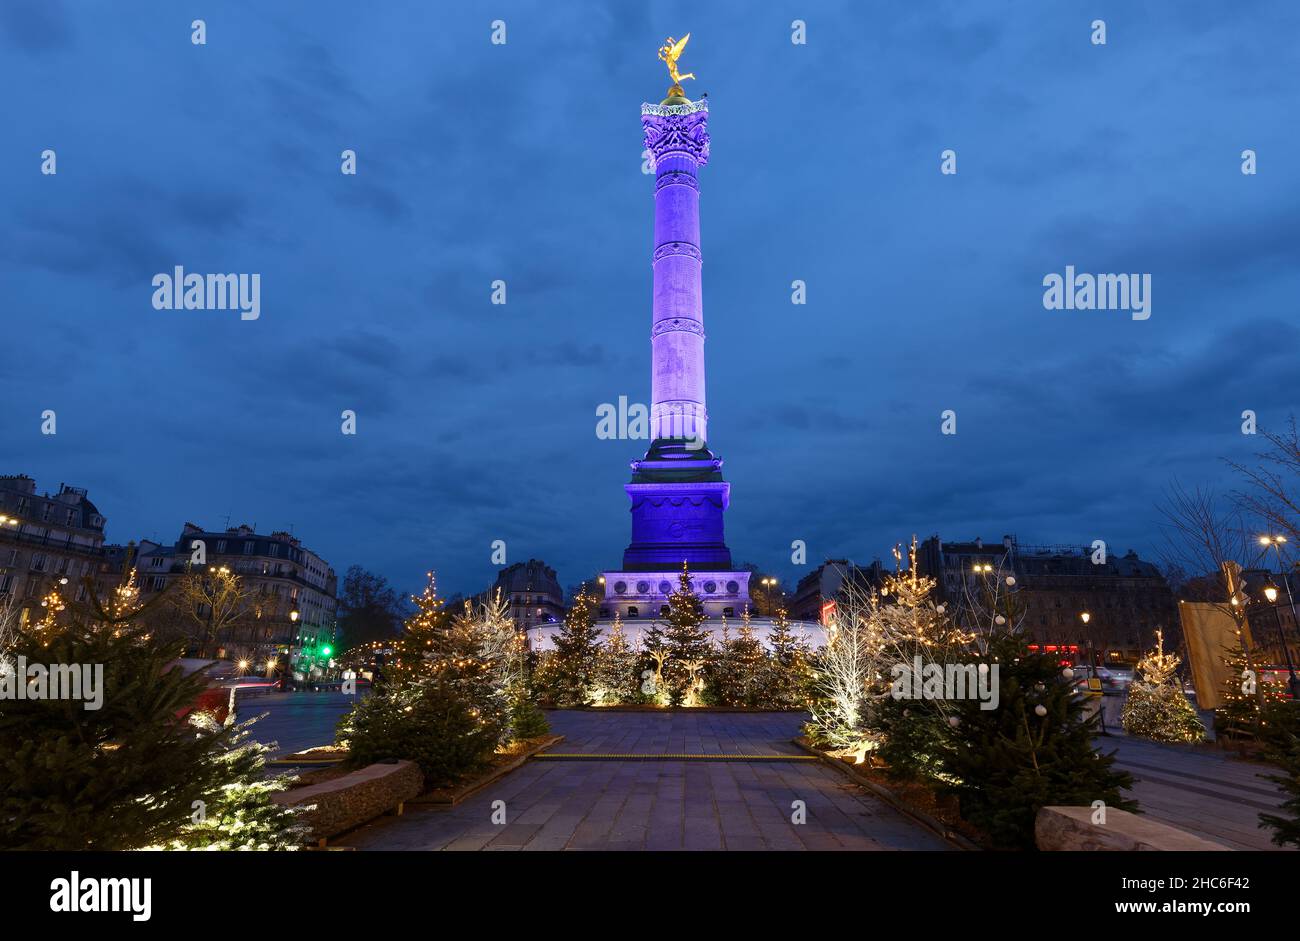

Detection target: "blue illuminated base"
[622, 439, 736, 571]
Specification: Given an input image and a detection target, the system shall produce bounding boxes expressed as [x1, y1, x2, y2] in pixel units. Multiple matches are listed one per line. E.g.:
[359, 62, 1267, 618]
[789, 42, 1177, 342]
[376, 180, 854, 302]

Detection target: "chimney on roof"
[975, 537, 982, 549]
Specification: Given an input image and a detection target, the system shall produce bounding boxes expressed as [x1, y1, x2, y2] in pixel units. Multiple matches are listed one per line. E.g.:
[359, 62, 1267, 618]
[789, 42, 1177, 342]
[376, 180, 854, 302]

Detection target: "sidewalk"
[1099, 734, 1292, 850]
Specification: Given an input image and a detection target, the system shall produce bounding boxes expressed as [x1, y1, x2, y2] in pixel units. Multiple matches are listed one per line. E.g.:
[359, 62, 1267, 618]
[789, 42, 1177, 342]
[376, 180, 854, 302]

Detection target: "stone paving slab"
[343, 711, 949, 851]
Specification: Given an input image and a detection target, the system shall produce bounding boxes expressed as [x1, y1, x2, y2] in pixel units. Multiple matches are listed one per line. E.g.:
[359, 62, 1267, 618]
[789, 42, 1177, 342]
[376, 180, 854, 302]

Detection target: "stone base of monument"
[274, 759, 423, 847]
[1035, 805, 1233, 851]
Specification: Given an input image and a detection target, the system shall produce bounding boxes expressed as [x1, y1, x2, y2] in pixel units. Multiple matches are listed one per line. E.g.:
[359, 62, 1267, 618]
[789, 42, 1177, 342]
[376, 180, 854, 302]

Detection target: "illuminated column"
[642, 97, 709, 445]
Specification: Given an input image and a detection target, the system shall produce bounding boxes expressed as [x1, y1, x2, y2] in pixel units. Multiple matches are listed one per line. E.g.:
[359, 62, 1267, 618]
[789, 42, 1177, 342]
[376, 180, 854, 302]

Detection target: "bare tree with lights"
[804, 578, 887, 763]
[168, 564, 254, 658]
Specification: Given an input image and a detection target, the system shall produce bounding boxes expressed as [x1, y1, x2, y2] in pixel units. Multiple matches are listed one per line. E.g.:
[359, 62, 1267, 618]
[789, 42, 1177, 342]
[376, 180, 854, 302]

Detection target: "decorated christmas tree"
[382, 571, 451, 687]
[1215, 638, 1287, 741]
[509, 687, 551, 740]
[1121, 629, 1205, 743]
[763, 606, 811, 708]
[338, 576, 518, 784]
[155, 713, 309, 850]
[0, 572, 302, 850]
[943, 632, 1136, 849]
[550, 588, 600, 706]
[711, 608, 767, 706]
[661, 562, 713, 706]
[593, 612, 639, 705]
[875, 545, 980, 781]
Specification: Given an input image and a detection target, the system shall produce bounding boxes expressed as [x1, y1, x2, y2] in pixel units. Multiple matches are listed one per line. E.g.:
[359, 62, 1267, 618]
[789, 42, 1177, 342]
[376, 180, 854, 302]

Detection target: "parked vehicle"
[1070, 665, 1131, 695]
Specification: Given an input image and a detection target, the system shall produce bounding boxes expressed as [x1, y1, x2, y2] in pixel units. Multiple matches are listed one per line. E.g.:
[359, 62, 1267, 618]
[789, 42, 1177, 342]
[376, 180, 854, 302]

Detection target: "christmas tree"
[338, 576, 518, 785]
[943, 632, 1136, 849]
[762, 606, 811, 709]
[341, 679, 501, 786]
[1215, 639, 1287, 741]
[874, 546, 978, 781]
[711, 609, 767, 706]
[661, 562, 713, 706]
[509, 688, 551, 740]
[593, 612, 639, 705]
[1259, 717, 1300, 848]
[1121, 629, 1205, 743]
[550, 588, 601, 706]
[0, 573, 302, 850]
[382, 571, 451, 687]
[155, 713, 309, 850]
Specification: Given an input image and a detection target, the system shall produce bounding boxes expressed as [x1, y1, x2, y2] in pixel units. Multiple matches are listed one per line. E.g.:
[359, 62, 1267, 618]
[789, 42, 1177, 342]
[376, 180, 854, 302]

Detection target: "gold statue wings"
[658, 33, 696, 86]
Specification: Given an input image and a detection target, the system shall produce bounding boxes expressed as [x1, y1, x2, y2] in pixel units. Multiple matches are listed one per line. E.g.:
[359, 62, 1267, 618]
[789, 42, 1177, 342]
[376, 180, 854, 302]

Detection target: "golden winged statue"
[658, 33, 696, 88]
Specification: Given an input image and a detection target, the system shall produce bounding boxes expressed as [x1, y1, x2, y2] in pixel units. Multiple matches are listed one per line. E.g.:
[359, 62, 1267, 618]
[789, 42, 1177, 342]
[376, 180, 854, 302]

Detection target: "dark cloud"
[0, 0, 73, 53]
[1, 0, 1296, 600]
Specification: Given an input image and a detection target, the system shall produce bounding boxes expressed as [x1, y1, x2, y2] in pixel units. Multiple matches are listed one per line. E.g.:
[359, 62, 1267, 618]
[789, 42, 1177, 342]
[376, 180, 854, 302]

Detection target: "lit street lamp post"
[1081, 611, 1108, 734]
[760, 576, 781, 616]
[1259, 536, 1300, 699]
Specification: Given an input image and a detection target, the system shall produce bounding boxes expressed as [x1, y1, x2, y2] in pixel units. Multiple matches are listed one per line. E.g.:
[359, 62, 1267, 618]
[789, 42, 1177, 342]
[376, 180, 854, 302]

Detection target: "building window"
[30, 553, 46, 572]
[216, 540, 227, 553]
[243, 541, 254, 554]
[627, 606, 639, 618]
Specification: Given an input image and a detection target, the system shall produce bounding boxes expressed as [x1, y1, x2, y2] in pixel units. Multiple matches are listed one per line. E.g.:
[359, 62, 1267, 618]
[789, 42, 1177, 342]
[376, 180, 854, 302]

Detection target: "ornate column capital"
[641, 99, 709, 168]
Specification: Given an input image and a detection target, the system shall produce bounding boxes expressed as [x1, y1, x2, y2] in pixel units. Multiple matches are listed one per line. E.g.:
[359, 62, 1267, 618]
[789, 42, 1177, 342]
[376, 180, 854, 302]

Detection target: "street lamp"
[1079, 611, 1109, 733]
[286, 608, 302, 680]
[1080, 612, 1096, 674]
[1257, 536, 1300, 699]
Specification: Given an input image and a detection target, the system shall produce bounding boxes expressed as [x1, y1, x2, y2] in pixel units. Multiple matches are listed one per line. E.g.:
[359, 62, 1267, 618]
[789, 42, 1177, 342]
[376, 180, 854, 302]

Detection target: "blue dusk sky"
[2, 0, 1297, 599]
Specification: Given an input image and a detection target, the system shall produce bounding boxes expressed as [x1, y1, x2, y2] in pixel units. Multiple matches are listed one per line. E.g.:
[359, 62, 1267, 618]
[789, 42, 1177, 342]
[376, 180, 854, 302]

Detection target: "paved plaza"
[342, 711, 951, 851]
[243, 693, 1295, 850]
